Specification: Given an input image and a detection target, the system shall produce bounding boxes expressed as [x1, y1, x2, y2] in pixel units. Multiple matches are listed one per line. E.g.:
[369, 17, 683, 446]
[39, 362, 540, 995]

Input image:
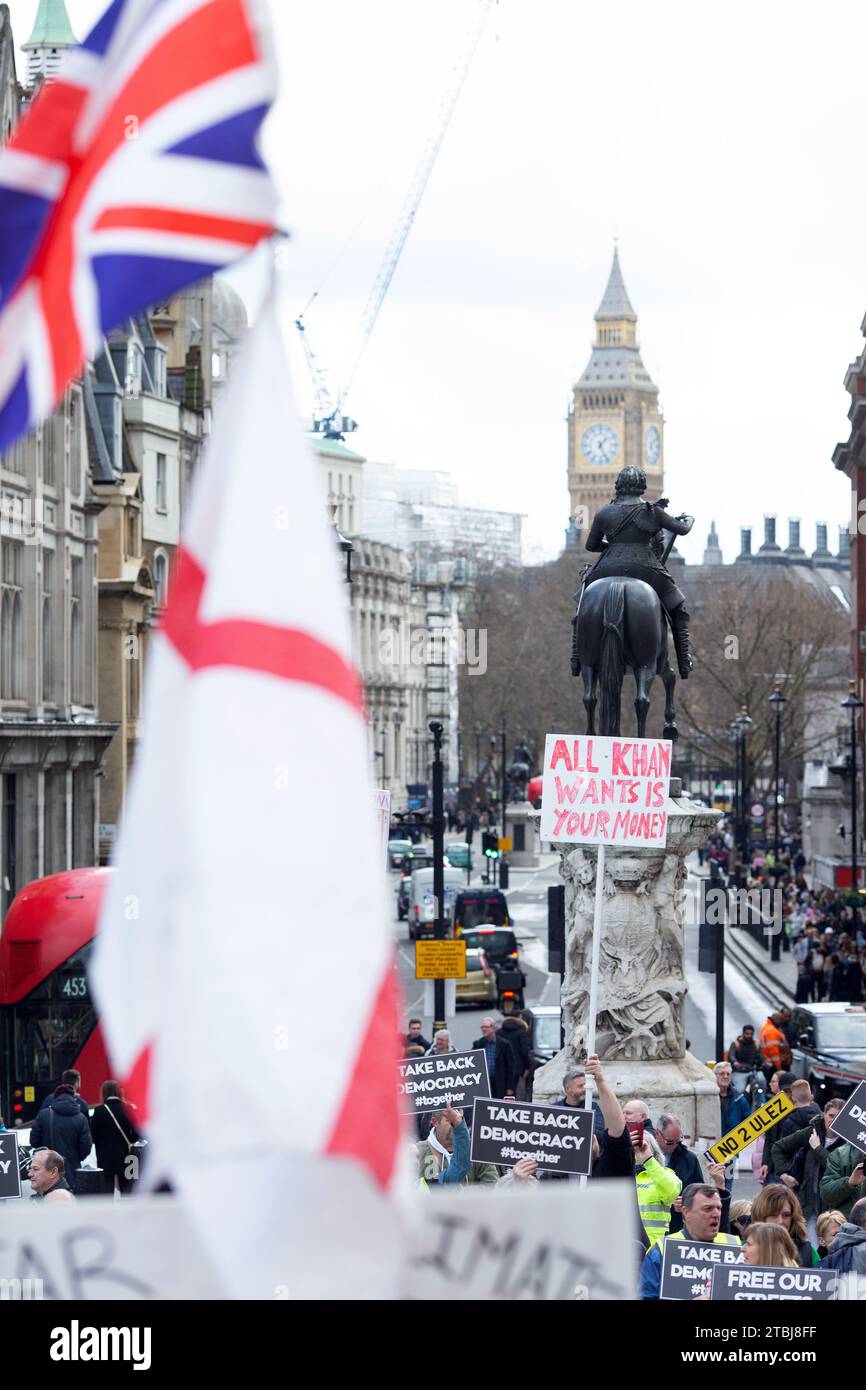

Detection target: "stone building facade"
[0, 3, 115, 917]
[567, 248, 665, 536]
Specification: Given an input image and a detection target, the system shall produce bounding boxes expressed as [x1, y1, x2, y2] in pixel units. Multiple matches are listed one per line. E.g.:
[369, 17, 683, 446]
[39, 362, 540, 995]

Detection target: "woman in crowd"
[729, 1199, 752, 1241]
[89, 1079, 141, 1196]
[742, 1221, 799, 1269]
[750, 1184, 818, 1267]
[815, 1209, 846, 1261]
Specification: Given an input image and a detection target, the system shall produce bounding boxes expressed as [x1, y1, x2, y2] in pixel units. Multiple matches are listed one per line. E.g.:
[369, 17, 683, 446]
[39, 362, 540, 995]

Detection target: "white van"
[408, 866, 464, 940]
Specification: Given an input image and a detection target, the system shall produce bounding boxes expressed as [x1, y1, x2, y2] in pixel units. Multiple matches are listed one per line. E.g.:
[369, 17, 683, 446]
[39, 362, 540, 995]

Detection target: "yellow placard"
[415, 940, 467, 980]
[498, 837, 513, 852]
[707, 1090, 795, 1164]
[24, 1086, 35, 1103]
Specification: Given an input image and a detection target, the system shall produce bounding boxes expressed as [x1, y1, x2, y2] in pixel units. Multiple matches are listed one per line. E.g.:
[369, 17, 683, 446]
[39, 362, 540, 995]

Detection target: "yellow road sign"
[415, 939, 467, 980]
[498, 837, 513, 852]
[707, 1090, 794, 1165]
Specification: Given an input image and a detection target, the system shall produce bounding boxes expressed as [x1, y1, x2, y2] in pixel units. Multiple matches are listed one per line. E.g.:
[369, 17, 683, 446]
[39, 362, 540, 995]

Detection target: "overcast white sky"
[16, 0, 865, 563]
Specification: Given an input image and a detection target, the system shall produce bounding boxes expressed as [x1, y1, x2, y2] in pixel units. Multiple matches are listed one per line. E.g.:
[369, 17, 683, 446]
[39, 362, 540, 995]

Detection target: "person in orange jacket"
[758, 1012, 792, 1076]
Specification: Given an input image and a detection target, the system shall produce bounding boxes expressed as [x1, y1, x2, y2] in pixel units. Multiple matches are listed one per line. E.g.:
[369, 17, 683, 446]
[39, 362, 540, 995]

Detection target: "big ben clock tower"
[567, 248, 665, 537]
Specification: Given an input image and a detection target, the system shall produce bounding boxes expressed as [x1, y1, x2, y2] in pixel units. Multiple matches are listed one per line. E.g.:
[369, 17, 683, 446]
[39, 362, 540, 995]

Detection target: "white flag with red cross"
[89, 296, 402, 1295]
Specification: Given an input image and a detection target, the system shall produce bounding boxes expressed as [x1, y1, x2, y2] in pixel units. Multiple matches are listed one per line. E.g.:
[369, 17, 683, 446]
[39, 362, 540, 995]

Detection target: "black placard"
[469, 1097, 593, 1175]
[660, 1238, 743, 1300]
[0, 1130, 22, 1200]
[397, 1049, 491, 1116]
[711, 1263, 838, 1301]
[828, 1079, 866, 1155]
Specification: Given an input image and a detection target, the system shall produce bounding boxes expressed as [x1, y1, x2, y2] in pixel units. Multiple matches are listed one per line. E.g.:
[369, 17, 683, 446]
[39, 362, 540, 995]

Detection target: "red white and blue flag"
[0, 0, 277, 452]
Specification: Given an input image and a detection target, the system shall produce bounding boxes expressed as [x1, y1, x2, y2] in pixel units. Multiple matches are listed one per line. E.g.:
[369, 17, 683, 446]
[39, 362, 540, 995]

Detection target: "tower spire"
[22, 0, 77, 86]
[595, 246, 637, 323]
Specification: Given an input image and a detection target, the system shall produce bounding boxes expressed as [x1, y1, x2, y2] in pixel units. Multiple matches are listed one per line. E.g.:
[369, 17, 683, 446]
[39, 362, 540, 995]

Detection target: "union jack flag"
[0, 0, 277, 452]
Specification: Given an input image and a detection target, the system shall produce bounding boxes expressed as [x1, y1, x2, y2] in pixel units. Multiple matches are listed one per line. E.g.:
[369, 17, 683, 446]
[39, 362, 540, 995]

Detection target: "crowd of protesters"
[704, 825, 866, 1004]
[403, 1006, 866, 1295]
[19, 1068, 143, 1202]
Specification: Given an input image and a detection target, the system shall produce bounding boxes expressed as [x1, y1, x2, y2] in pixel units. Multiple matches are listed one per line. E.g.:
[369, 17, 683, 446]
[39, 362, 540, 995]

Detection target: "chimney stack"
[785, 518, 805, 557]
[739, 527, 752, 558]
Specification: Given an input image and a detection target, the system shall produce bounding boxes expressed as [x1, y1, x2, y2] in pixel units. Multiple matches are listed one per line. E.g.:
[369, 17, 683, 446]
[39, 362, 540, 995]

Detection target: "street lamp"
[732, 708, 753, 874]
[457, 723, 463, 789]
[380, 722, 388, 785]
[500, 716, 507, 839]
[475, 723, 482, 778]
[841, 683, 864, 892]
[392, 709, 403, 794]
[768, 684, 787, 862]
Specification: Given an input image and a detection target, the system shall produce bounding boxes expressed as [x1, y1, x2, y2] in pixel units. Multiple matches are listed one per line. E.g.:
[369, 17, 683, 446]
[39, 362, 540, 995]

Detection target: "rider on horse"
[580, 464, 695, 678]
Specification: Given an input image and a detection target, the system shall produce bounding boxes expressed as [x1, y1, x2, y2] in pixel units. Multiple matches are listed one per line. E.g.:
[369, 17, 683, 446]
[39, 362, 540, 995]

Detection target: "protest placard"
[660, 1238, 744, 1300]
[711, 1264, 838, 1301]
[469, 1098, 594, 1175]
[406, 1180, 637, 1300]
[828, 1079, 866, 1155]
[707, 1090, 794, 1165]
[397, 1048, 491, 1116]
[0, 1196, 223, 1298]
[539, 734, 672, 847]
[0, 1131, 21, 1200]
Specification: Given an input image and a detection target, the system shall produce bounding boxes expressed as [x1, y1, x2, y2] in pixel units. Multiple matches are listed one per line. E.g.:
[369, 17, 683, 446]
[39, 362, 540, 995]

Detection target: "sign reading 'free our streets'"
[707, 1091, 794, 1165]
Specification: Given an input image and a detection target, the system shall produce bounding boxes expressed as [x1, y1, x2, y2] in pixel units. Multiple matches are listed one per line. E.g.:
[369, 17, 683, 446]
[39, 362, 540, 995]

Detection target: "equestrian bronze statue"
[570, 465, 694, 739]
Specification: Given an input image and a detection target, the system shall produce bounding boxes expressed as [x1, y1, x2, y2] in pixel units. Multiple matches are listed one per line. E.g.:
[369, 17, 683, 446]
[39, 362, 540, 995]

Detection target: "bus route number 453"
[60, 977, 87, 998]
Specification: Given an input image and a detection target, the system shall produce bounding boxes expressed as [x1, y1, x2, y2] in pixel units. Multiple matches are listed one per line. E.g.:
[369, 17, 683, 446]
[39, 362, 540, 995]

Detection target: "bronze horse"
[573, 577, 678, 739]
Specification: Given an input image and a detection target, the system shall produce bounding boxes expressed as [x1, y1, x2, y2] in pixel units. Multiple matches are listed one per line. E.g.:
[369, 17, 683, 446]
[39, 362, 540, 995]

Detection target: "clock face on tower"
[581, 424, 619, 467]
[644, 425, 661, 467]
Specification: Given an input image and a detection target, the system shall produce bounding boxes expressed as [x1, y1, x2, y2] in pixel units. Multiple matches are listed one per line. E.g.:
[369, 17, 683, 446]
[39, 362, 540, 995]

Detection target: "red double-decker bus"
[0, 868, 111, 1125]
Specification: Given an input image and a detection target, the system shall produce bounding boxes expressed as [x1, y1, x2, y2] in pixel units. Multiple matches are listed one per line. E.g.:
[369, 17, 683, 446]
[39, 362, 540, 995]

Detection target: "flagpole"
[580, 841, 605, 1190]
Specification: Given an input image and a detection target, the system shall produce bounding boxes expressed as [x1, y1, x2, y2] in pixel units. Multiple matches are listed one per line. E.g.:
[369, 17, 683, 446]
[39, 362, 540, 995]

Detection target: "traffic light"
[481, 831, 499, 859]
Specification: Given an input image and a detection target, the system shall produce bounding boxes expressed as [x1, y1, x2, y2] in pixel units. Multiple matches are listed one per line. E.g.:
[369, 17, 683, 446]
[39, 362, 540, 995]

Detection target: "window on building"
[156, 453, 167, 513]
[70, 557, 83, 704]
[1, 542, 24, 699]
[154, 551, 168, 608]
[69, 394, 82, 494]
[1, 433, 28, 475]
[42, 549, 54, 703]
[127, 628, 140, 720]
[126, 508, 140, 559]
[42, 417, 56, 487]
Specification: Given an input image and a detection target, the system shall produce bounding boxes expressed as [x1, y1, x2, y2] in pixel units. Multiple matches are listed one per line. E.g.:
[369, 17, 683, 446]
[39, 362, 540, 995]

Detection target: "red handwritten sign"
[539, 734, 672, 847]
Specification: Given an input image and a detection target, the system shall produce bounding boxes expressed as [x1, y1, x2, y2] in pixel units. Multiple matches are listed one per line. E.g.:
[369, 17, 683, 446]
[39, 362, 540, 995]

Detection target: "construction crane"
[297, 0, 495, 439]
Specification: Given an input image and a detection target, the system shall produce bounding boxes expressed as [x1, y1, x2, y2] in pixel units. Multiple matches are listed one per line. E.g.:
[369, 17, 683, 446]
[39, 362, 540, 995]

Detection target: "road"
[392, 850, 766, 1195]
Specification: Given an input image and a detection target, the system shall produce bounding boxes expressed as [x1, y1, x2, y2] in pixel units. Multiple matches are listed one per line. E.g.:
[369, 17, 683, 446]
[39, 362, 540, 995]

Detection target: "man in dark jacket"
[728, 1025, 764, 1076]
[554, 1066, 606, 1143]
[472, 1017, 517, 1099]
[29, 1085, 92, 1193]
[498, 1013, 532, 1098]
[657, 1113, 704, 1233]
[771, 1099, 844, 1238]
[38, 1068, 89, 1117]
[775, 1078, 821, 1143]
[404, 1018, 431, 1052]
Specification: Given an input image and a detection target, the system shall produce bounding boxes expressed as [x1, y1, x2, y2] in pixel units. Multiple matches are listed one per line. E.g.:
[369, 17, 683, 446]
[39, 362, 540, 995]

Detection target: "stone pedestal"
[504, 801, 538, 867]
[533, 784, 723, 1141]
